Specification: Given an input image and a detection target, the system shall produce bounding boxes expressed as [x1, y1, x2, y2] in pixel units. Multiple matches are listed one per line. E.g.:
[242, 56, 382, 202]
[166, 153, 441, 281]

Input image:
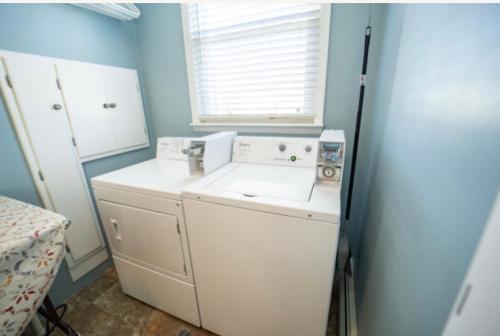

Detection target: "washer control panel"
[233, 137, 319, 168]
[317, 130, 345, 183]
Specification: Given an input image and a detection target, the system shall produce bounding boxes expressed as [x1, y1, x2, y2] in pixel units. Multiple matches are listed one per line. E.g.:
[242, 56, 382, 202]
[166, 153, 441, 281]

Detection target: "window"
[181, 3, 331, 134]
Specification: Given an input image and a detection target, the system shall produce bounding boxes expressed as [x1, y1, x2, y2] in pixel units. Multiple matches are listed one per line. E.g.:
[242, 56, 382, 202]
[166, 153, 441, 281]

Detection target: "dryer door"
[99, 200, 188, 278]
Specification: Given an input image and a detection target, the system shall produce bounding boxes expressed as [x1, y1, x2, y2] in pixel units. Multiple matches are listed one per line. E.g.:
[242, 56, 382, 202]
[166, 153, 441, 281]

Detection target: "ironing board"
[0, 196, 67, 336]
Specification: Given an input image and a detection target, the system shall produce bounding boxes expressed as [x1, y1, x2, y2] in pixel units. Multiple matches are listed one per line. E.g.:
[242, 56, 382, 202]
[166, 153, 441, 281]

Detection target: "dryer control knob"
[305, 145, 312, 153]
[279, 143, 287, 152]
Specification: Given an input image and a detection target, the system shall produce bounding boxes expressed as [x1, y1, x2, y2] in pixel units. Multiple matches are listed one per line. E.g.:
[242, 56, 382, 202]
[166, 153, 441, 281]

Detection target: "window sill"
[191, 123, 324, 135]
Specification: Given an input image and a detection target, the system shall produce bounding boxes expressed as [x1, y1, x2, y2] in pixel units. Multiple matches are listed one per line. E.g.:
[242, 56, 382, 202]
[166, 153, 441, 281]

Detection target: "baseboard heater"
[339, 258, 358, 336]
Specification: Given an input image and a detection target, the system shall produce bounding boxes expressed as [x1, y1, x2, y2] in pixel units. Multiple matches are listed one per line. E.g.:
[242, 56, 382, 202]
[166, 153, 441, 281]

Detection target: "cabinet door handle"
[103, 103, 110, 109]
[110, 103, 117, 108]
[110, 219, 122, 241]
[53, 104, 62, 110]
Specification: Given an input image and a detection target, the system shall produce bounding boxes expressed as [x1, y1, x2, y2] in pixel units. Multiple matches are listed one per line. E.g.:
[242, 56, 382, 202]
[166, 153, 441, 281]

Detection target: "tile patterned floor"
[28, 267, 339, 335]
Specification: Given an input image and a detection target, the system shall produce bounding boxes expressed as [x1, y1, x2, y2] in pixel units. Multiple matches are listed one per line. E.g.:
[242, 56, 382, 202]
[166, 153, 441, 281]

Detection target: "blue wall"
[354, 4, 500, 336]
[0, 4, 156, 304]
[134, 4, 195, 138]
[134, 4, 386, 226]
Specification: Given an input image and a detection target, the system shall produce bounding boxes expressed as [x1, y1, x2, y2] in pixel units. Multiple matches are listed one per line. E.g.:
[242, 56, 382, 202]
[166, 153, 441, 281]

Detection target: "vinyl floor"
[25, 267, 339, 336]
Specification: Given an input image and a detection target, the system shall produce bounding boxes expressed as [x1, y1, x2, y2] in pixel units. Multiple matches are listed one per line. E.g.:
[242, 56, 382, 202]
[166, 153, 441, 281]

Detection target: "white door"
[184, 199, 339, 336]
[56, 62, 115, 158]
[442, 190, 500, 336]
[98, 201, 188, 278]
[104, 67, 148, 150]
[2, 56, 105, 264]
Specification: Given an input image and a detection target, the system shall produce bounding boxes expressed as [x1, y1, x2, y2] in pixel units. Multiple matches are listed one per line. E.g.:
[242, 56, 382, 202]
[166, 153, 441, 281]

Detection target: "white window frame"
[181, 4, 331, 135]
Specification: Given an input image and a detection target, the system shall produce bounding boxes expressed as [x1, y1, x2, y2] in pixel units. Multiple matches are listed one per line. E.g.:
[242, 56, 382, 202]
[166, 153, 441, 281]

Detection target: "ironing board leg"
[37, 295, 79, 336]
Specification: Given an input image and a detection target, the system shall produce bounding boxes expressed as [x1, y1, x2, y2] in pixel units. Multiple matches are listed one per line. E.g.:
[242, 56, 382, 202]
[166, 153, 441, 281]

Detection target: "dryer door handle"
[110, 218, 122, 241]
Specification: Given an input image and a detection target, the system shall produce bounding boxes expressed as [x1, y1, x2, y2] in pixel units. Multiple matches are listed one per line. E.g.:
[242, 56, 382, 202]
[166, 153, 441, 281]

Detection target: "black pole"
[345, 26, 371, 222]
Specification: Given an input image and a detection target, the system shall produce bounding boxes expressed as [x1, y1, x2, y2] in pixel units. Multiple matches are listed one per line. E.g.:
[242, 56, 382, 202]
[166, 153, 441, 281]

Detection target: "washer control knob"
[278, 143, 286, 152]
[305, 145, 312, 153]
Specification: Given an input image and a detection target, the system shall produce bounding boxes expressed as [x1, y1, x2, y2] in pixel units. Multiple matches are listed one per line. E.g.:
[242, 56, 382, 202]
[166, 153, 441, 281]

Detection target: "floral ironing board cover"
[0, 196, 67, 336]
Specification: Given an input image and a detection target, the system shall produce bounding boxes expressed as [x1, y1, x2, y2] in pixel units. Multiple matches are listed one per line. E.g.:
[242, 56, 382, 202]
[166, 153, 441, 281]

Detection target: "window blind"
[186, 3, 323, 118]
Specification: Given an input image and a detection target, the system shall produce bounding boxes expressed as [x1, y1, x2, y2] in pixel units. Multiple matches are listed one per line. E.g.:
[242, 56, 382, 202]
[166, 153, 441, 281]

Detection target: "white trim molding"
[191, 123, 323, 135]
[68, 248, 109, 281]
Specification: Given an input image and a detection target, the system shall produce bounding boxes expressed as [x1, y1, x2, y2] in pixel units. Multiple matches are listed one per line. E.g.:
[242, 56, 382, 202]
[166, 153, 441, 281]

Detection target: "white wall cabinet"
[0, 53, 108, 280]
[103, 66, 149, 151]
[56, 62, 115, 157]
[0, 50, 149, 280]
[57, 62, 149, 161]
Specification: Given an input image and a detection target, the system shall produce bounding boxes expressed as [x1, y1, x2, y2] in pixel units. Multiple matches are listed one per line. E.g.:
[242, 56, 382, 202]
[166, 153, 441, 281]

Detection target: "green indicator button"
[290, 155, 297, 162]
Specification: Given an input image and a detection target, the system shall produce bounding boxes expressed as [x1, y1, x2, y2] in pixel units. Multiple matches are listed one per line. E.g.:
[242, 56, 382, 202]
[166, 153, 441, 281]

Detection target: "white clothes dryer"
[91, 133, 235, 326]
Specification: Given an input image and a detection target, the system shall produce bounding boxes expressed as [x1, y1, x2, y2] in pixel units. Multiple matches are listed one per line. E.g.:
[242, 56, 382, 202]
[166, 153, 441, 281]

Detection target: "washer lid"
[206, 164, 316, 202]
[183, 163, 341, 223]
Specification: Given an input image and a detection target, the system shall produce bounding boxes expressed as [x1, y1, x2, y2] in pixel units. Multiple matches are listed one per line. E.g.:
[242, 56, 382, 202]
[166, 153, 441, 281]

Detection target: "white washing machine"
[183, 131, 345, 336]
[91, 132, 235, 326]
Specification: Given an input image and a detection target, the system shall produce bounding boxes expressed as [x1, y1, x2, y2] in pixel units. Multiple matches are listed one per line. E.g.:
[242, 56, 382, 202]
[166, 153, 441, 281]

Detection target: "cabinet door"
[57, 62, 115, 158]
[98, 200, 188, 277]
[442, 192, 500, 336]
[2, 56, 105, 263]
[104, 67, 148, 150]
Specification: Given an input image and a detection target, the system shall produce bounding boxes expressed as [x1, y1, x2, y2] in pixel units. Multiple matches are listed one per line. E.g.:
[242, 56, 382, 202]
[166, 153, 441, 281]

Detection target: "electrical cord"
[44, 303, 68, 335]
